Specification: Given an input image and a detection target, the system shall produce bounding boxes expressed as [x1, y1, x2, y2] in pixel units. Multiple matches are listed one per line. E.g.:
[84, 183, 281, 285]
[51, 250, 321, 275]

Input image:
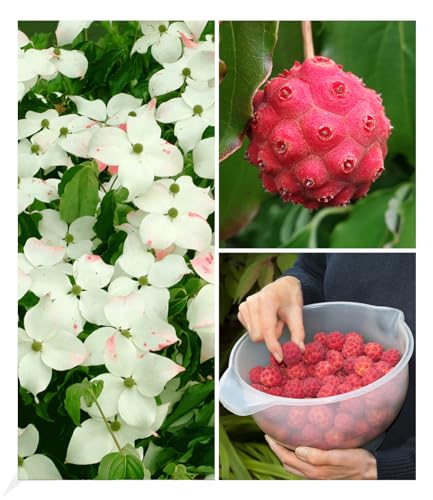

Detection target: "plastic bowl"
[220, 302, 414, 450]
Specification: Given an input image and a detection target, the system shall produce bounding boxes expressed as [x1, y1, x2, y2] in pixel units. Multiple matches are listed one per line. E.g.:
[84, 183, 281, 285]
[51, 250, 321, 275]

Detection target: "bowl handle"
[220, 367, 271, 416]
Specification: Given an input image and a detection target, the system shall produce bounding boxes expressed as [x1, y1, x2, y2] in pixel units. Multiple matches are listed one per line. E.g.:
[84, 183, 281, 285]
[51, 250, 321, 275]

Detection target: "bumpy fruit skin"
[286, 362, 308, 380]
[246, 56, 391, 209]
[249, 366, 264, 384]
[381, 348, 401, 367]
[327, 331, 345, 351]
[303, 377, 322, 398]
[364, 342, 384, 362]
[354, 355, 373, 376]
[283, 378, 305, 398]
[260, 366, 283, 387]
[303, 341, 326, 365]
[282, 341, 303, 367]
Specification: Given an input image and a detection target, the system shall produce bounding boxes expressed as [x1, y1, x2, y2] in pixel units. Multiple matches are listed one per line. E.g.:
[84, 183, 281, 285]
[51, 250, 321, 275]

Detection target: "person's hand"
[238, 276, 305, 362]
[265, 436, 377, 480]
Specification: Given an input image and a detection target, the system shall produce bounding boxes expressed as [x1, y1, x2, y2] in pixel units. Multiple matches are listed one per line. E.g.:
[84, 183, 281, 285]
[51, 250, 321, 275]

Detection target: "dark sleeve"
[373, 437, 415, 479]
[281, 254, 327, 305]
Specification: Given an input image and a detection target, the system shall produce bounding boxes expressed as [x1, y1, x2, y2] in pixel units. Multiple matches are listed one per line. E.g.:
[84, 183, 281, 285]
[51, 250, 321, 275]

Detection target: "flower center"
[64, 232, 74, 244]
[53, 48, 61, 56]
[132, 143, 143, 154]
[123, 377, 136, 388]
[120, 329, 131, 338]
[168, 207, 178, 218]
[31, 340, 43, 352]
[71, 284, 82, 296]
[110, 420, 121, 432]
[169, 183, 180, 194]
[18, 456, 24, 467]
[30, 144, 40, 154]
[128, 111, 137, 117]
[159, 24, 167, 33]
[193, 105, 203, 115]
[182, 67, 191, 77]
[59, 127, 69, 137]
[41, 118, 50, 128]
[138, 275, 148, 286]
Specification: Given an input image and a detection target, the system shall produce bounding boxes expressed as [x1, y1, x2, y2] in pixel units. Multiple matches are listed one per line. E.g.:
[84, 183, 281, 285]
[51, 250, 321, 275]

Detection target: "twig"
[301, 21, 315, 60]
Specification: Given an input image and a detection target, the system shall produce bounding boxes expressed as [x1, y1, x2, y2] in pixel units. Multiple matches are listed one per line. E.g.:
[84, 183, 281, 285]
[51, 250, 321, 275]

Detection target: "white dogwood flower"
[191, 245, 214, 284]
[81, 335, 183, 427]
[69, 93, 142, 125]
[56, 21, 92, 46]
[138, 176, 214, 251]
[66, 407, 167, 465]
[18, 424, 61, 479]
[156, 85, 214, 152]
[131, 21, 191, 64]
[38, 209, 96, 259]
[89, 102, 183, 200]
[18, 296, 87, 397]
[193, 137, 215, 179]
[149, 40, 214, 97]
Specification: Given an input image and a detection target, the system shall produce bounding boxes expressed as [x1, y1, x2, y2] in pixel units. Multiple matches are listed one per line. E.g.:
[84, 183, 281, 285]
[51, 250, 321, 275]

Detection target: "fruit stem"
[301, 21, 315, 60]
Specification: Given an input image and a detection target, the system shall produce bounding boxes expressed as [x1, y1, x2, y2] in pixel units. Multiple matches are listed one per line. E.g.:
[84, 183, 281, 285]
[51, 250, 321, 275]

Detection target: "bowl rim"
[229, 301, 414, 407]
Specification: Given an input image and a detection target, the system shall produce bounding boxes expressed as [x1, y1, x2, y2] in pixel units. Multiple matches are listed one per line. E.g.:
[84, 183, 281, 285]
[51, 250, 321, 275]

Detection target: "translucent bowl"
[220, 302, 414, 450]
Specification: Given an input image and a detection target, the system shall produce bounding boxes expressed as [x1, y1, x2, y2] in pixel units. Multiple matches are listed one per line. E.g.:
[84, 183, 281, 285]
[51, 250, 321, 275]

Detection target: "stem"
[108, 175, 118, 192]
[301, 21, 315, 60]
[93, 399, 122, 453]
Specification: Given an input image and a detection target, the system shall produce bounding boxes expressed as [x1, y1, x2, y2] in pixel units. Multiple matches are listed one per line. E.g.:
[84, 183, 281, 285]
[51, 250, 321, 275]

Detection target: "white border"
[1, 0, 430, 497]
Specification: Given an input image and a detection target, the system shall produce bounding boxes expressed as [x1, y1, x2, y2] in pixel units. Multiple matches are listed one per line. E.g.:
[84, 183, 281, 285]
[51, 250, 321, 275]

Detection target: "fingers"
[259, 291, 283, 361]
[295, 447, 349, 467]
[265, 436, 317, 477]
[279, 304, 305, 350]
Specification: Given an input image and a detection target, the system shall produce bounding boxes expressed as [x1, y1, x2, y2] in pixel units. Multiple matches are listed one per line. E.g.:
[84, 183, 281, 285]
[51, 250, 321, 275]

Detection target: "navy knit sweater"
[284, 253, 415, 480]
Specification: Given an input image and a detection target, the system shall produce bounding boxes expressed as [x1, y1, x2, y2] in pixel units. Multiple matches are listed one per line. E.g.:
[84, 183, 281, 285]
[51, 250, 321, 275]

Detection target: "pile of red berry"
[249, 331, 401, 398]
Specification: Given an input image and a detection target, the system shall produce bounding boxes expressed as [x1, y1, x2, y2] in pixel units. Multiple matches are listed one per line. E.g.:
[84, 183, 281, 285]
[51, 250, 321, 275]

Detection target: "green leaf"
[330, 188, 397, 247]
[257, 260, 274, 288]
[97, 446, 144, 480]
[59, 163, 99, 223]
[234, 261, 263, 302]
[101, 230, 127, 264]
[321, 21, 415, 164]
[219, 21, 279, 160]
[162, 380, 214, 429]
[58, 163, 84, 196]
[18, 291, 39, 310]
[394, 188, 415, 248]
[64, 382, 87, 426]
[276, 254, 297, 273]
[220, 143, 270, 240]
[93, 191, 115, 241]
[64, 379, 103, 425]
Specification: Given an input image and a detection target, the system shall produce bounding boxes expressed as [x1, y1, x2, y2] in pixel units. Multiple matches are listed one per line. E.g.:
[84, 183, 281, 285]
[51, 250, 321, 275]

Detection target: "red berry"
[282, 341, 303, 367]
[251, 383, 267, 393]
[354, 355, 373, 376]
[286, 362, 308, 380]
[380, 348, 401, 367]
[313, 332, 328, 345]
[325, 429, 345, 448]
[343, 356, 357, 374]
[345, 332, 363, 344]
[315, 360, 334, 378]
[345, 373, 363, 389]
[308, 406, 333, 429]
[364, 342, 384, 362]
[247, 57, 390, 209]
[264, 385, 284, 396]
[342, 339, 364, 358]
[322, 375, 339, 386]
[317, 382, 339, 398]
[327, 331, 345, 351]
[260, 366, 283, 387]
[362, 367, 382, 386]
[336, 381, 353, 394]
[287, 407, 308, 428]
[300, 423, 322, 446]
[303, 341, 326, 365]
[375, 360, 392, 376]
[303, 377, 322, 397]
[283, 378, 305, 398]
[249, 366, 264, 384]
[334, 412, 355, 433]
[327, 349, 344, 372]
